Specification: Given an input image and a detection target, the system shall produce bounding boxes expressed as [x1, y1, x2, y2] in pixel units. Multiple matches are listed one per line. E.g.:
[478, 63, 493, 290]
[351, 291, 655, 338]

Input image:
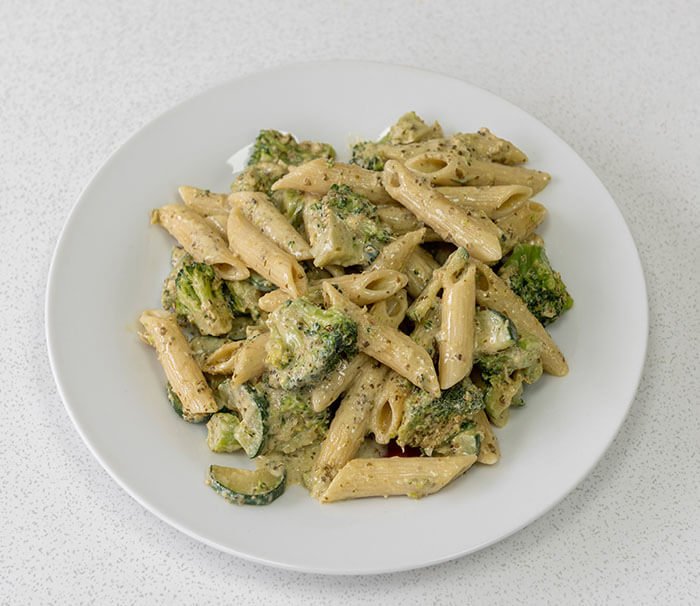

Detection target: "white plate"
[46, 61, 648, 574]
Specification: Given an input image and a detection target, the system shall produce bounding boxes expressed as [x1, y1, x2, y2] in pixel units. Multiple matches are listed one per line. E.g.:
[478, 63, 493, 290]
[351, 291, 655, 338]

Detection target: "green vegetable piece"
[498, 243, 573, 326]
[307, 184, 392, 267]
[161, 247, 190, 312]
[166, 383, 210, 424]
[396, 378, 484, 453]
[248, 129, 335, 167]
[382, 111, 443, 145]
[225, 279, 261, 319]
[207, 465, 286, 506]
[473, 309, 518, 355]
[206, 413, 242, 453]
[230, 383, 268, 458]
[476, 337, 543, 427]
[350, 141, 385, 171]
[265, 296, 358, 390]
[265, 390, 330, 454]
[174, 260, 233, 336]
[230, 161, 288, 195]
[434, 422, 482, 457]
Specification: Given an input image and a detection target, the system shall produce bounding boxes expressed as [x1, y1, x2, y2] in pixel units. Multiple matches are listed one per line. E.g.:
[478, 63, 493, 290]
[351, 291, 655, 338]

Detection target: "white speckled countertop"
[1, 0, 698, 603]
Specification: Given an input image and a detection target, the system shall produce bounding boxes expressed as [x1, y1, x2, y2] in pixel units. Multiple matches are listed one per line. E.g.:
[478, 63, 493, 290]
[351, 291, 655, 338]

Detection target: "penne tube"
[204, 213, 228, 238]
[320, 455, 477, 503]
[438, 264, 476, 390]
[202, 333, 269, 384]
[271, 158, 393, 204]
[496, 201, 547, 254]
[323, 269, 408, 306]
[323, 283, 440, 397]
[471, 410, 500, 465]
[369, 373, 412, 444]
[382, 161, 502, 263]
[152, 204, 249, 280]
[257, 289, 291, 313]
[404, 151, 551, 194]
[309, 354, 369, 412]
[178, 186, 229, 216]
[227, 206, 307, 297]
[368, 290, 408, 328]
[404, 246, 440, 298]
[229, 191, 313, 260]
[435, 185, 532, 219]
[309, 359, 388, 498]
[408, 247, 469, 322]
[471, 259, 568, 376]
[370, 229, 425, 272]
[139, 310, 219, 421]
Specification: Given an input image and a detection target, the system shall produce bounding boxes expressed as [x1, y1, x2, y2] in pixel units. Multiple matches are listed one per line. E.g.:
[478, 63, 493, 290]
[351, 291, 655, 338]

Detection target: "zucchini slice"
[474, 309, 517, 355]
[166, 383, 210, 424]
[232, 384, 268, 458]
[207, 465, 286, 506]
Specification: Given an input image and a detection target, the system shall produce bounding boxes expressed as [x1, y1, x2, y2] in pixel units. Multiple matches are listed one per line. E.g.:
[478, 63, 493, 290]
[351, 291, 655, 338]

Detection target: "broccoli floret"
[498, 244, 573, 326]
[224, 279, 262, 319]
[433, 422, 482, 457]
[206, 412, 242, 453]
[161, 247, 190, 312]
[174, 260, 233, 336]
[231, 161, 288, 194]
[264, 390, 330, 454]
[305, 184, 392, 267]
[265, 297, 358, 390]
[475, 337, 543, 427]
[270, 188, 306, 230]
[396, 378, 484, 453]
[350, 141, 385, 171]
[248, 129, 335, 166]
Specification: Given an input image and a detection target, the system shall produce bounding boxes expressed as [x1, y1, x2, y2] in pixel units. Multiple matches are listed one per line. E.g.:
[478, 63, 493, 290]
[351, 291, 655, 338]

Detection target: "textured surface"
[1, 0, 698, 603]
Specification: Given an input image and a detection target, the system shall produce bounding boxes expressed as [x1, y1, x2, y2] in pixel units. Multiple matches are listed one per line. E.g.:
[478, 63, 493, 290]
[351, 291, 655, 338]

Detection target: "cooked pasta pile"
[140, 112, 573, 506]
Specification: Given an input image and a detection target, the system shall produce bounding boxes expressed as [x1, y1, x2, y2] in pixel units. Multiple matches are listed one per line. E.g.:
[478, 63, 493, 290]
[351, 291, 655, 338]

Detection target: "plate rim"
[45, 59, 649, 575]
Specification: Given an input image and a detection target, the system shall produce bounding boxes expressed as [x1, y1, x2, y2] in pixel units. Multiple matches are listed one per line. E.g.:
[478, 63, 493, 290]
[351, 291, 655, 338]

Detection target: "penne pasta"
[407, 247, 469, 323]
[178, 186, 229, 216]
[369, 373, 412, 444]
[404, 246, 440, 298]
[309, 354, 369, 413]
[370, 228, 425, 276]
[271, 158, 393, 204]
[321, 455, 477, 502]
[323, 283, 441, 397]
[227, 206, 308, 297]
[382, 160, 503, 263]
[404, 151, 551, 193]
[309, 359, 388, 498]
[435, 185, 532, 219]
[152, 204, 249, 280]
[257, 288, 291, 312]
[471, 259, 568, 376]
[438, 264, 476, 390]
[139, 310, 219, 421]
[471, 410, 500, 465]
[323, 269, 408, 306]
[229, 191, 313, 260]
[496, 201, 547, 254]
[202, 332, 269, 385]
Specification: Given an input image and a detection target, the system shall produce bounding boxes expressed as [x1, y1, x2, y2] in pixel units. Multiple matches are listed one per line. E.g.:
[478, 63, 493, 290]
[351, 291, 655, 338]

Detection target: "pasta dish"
[139, 112, 573, 506]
